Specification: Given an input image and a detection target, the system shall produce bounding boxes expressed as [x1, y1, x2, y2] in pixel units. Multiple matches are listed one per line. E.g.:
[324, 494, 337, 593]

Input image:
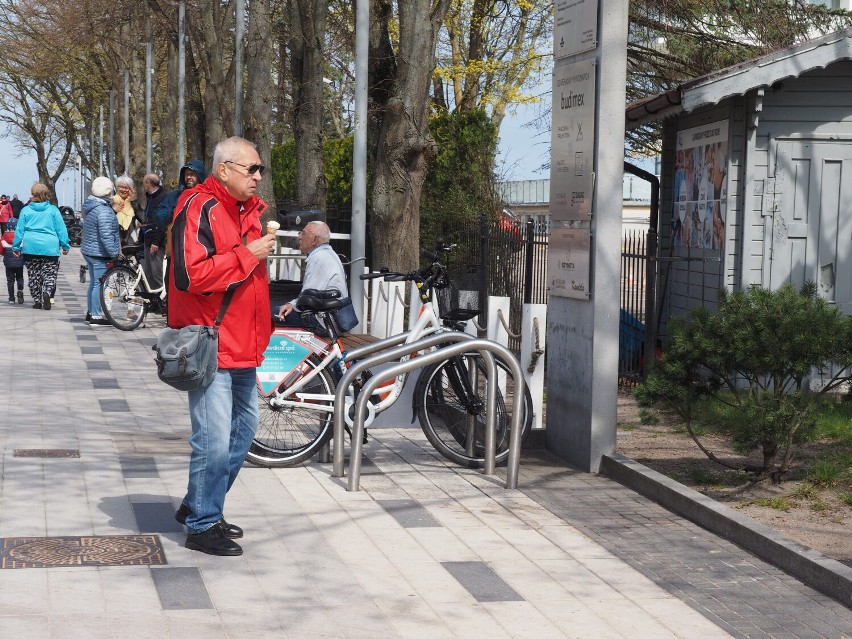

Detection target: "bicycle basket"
[435, 265, 483, 322]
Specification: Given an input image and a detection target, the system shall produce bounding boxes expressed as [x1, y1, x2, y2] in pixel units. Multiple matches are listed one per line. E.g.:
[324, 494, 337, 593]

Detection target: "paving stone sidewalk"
[0, 253, 849, 639]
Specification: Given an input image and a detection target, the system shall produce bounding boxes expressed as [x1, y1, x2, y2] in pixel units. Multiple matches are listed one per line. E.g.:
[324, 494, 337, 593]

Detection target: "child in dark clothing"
[1, 217, 25, 304]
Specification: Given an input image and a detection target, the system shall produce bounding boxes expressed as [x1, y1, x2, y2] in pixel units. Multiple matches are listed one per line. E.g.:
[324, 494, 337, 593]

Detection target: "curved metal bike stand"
[339, 338, 525, 492]
[332, 332, 480, 476]
[315, 331, 417, 464]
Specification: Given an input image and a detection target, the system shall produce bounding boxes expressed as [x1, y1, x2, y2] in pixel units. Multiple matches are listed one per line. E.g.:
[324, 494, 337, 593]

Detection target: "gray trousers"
[142, 245, 166, 291]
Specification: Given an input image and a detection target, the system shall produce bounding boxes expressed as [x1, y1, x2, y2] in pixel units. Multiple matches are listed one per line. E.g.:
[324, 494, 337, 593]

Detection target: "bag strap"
[169, 199, 254, 328]
[214, 287, 238, 326]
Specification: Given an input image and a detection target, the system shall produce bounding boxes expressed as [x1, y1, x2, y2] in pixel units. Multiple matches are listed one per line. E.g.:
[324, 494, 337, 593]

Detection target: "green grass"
[672, 422, 712, 436]
[791, 483, 818, 500]
[806, 460, 844, 487]
[684, 467, 720, 485]
[813, 400, 852, 444]
[745, 497, 793, 511]
[691, 397, 749, 435]
[838, 492, 852, 506]
[617, 422, 638, 431]
[680, 393, 852, 444]
[638, 408, 659, 425]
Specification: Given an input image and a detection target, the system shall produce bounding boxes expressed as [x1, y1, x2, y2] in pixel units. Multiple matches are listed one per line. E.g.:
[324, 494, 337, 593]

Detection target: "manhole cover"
[13, 449, 80, 458]
[1, 535, 167, 569]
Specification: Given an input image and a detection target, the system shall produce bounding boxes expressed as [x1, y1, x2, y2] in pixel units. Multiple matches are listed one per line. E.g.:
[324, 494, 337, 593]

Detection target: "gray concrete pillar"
[545, 0, 629, 472]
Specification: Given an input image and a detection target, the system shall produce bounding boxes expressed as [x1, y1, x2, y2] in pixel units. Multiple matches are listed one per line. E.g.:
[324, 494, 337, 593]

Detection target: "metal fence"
[440, 216, 654, 387]
[437, 216, 549, 353]
[620, 230, 649, 387]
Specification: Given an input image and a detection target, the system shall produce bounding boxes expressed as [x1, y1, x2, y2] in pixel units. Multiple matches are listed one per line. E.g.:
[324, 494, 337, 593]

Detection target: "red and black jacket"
[167, 176, 272, 368]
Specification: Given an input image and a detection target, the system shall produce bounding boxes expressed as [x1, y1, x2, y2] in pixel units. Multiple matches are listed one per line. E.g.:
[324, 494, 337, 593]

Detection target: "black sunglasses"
[225, 160, 265, 176]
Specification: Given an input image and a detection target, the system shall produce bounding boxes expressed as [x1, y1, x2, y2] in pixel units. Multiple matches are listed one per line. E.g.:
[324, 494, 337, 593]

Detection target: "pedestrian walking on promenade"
[1, 217, 25, 304]
[80, 177, 120, 326]
[0, 195, 12, 233]
[169, 137, 275, 556]
[11, 183, 70, 310]
[9, 194, 23, 218]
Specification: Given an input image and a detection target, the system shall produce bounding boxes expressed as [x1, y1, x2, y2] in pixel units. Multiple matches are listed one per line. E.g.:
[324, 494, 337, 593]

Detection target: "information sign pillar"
[545, 0, 629, 471]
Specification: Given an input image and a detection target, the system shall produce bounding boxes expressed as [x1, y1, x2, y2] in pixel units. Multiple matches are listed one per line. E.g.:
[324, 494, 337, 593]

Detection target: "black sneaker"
[42, 292, 51, 310]
[85, 312, 92, 323]
[175, 503, 243, 539]
[185, 524, 242, 556]
[88, 316, 112, 326]
[16, 291, 23, 304]
[32, 302, 41, 309]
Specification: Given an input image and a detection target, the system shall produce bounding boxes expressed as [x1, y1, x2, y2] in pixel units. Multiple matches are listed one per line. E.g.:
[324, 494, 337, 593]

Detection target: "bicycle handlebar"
[359, 239, 456, 297]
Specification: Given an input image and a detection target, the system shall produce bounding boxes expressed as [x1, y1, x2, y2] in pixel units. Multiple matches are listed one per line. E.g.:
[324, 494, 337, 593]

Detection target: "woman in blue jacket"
[80, 177, 120, 325]
[12, 183, 70, 310]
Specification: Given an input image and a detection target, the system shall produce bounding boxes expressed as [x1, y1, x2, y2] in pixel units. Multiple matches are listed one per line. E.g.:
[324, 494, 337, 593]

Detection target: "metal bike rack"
[316, 329, 432, 463]
[332, 331, 480, 474]
[332, 335, 525, 492]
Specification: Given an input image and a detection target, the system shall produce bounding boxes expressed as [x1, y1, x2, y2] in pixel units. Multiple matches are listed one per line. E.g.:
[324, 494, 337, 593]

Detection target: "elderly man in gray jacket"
[275, 221, 349, 333]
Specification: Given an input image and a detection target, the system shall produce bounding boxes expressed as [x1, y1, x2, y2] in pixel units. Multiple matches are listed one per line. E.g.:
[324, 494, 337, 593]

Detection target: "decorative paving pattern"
[13, 449, 80, 458]
[0, 535, 166, 568]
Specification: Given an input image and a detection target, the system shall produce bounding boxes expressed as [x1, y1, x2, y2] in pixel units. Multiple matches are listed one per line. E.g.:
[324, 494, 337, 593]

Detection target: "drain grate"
[1, 535, 167, 569]
[13, 449, 80, 458]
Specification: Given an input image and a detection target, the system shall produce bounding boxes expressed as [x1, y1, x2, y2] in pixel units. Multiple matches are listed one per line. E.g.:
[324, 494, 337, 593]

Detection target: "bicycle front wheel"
[100, 266, 146, 331]
[247, 357, 336, 468]
[416, 353, 533, 468]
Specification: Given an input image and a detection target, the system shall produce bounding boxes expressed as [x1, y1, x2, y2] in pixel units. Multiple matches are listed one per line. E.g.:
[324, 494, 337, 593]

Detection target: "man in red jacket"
[168, 136, 276, 556]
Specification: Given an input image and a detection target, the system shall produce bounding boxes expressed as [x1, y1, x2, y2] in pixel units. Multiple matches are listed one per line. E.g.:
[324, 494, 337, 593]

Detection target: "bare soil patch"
[616, 390, 852, 568]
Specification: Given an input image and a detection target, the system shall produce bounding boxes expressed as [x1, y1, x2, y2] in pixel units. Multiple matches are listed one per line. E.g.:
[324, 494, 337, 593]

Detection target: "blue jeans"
[84, 255, 109, 317]
[184, 367, 259, 534]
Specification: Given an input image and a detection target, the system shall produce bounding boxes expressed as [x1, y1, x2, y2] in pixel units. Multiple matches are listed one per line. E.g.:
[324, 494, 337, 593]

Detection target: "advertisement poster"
[256, 332, 314, 395]
[548, 225, 591, 299]
[550, 59, 595, 222]
[672, 120, 729, 251]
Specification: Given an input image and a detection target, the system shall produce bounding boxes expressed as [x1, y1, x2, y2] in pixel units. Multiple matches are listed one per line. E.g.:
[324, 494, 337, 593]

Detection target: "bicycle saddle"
[297, 289, 344, 311]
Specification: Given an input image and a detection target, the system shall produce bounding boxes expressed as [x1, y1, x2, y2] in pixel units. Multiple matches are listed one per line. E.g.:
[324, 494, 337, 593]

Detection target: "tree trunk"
[244, 0, 277, 214]
[130, 43, 148, 186]
[160, 38, 180, 187]
[289, 0, 329, 212]
[195, 0, 234, 150]
[185, 44, 208, 163]
[368, 0, 451, 271]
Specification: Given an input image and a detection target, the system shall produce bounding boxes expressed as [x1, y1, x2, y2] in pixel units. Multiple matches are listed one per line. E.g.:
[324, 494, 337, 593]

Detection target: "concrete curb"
[601, 452, 852, 610]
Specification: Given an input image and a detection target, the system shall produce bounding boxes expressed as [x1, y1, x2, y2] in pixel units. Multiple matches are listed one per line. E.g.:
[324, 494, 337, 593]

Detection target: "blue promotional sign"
[257, 333, 314, 395]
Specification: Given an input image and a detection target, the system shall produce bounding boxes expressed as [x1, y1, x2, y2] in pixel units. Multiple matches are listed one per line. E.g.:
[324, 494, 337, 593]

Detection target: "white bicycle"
[99, 247, 167, 330]
[248, 240, 533, 469]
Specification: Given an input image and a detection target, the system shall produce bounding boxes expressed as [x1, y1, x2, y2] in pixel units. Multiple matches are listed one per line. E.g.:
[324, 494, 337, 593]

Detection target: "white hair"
[305, 220, 330, 243]
[212, 136, 257, 168]
[115, 175, 135, 190]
